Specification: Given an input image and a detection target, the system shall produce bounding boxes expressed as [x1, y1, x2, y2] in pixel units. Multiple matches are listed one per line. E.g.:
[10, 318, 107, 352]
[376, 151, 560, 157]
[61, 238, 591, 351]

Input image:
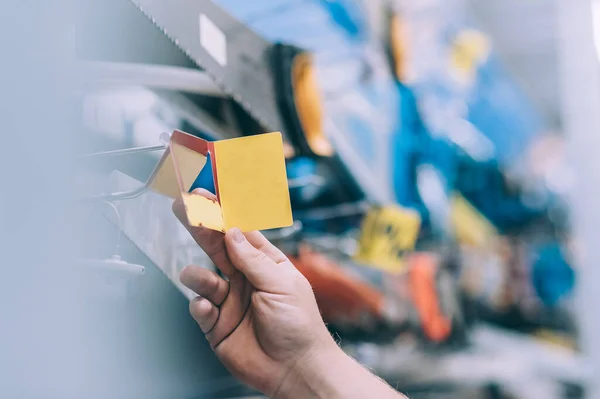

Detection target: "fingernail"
[232, 228, 245, 243]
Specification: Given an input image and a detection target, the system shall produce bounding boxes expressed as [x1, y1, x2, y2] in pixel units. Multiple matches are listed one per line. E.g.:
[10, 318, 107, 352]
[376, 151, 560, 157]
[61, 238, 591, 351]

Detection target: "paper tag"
[213, 132, 293, 232]
[147, 130, 293, 233]
[199, 14, 227, 66]
[355, 205, 421, 273]
[408, 253, 453, 343]
[450, 194, 498, 248]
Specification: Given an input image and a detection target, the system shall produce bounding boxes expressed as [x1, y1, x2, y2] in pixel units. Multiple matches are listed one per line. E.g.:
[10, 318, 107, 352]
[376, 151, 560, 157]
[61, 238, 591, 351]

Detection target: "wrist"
[273, 337, 351, 399]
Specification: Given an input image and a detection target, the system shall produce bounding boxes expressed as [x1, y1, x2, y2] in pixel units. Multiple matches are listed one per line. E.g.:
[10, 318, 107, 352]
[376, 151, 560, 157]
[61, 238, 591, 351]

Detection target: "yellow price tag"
[355, 205, 421, 274]
[450, 194, 498, 248]
[151, 130, 293, 233]
[449, 29, 491, 84]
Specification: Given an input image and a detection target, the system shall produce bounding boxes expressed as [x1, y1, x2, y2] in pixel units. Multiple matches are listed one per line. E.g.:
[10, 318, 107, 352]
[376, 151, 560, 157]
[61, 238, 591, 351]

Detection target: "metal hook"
[79, 144, 166, 159]
[80, 181, 154, 203]
[78, 133, 171, 203]
[80, 61, 225, 97]
[79, 132, 170, 159]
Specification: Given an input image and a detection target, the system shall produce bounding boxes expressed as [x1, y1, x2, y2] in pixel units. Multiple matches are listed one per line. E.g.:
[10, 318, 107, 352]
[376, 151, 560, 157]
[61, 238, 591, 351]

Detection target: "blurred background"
[5, 0, 600, 398]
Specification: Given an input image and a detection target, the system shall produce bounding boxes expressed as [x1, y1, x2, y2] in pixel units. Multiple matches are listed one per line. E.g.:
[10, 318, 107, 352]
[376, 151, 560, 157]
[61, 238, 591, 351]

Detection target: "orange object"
[408, 253, 452, 343]
[292, 53, 333, 156]
[289, 246, 385, 322]
[389, 13, 409, 82]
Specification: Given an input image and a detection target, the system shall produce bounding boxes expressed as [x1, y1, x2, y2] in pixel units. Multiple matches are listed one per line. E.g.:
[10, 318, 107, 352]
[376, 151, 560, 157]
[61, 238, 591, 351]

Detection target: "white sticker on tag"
[199, 14, 227, 67]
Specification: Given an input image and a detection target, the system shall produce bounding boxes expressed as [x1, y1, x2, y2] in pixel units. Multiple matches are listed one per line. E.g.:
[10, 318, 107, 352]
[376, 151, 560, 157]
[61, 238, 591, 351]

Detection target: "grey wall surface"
[0, 1, 249, 397]
[557, 0, 600, 397]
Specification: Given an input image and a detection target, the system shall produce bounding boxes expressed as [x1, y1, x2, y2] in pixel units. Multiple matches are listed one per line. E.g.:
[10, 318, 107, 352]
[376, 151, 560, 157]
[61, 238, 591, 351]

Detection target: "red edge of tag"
[171, 130, 222, 204]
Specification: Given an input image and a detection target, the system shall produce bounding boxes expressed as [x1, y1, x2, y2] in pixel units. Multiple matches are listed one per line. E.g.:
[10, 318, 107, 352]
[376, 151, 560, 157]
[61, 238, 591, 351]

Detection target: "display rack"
[73, 0, 598, 397]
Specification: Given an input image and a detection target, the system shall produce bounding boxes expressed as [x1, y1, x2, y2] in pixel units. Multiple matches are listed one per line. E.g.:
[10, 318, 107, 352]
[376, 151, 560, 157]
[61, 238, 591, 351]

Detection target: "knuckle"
[288, 269, 310, 291]
[205, 272, 220, 295]
[201, 233, 222, 255]
[189, 297, 202, 315]
[250, 250, 269, 264]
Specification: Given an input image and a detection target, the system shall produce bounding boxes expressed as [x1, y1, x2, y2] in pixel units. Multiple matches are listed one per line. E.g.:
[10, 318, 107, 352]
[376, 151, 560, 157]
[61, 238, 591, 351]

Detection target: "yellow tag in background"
[450, 193, 498, 248]
[355, 205, 421, 274]
[449, 29, 491, 84]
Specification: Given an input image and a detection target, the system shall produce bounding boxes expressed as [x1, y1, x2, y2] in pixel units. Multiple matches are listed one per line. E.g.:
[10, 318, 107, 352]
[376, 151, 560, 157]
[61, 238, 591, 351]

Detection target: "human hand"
[173, 189, 336, 397]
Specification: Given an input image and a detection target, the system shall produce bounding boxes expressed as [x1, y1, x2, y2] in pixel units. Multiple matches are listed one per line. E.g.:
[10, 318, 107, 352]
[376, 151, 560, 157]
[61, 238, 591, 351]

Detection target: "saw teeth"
[127, 0, 272, 131]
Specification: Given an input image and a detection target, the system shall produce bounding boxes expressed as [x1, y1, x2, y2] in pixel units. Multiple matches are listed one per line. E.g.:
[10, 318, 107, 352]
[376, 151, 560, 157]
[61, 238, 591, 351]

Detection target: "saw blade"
[127, 0, 288, 136]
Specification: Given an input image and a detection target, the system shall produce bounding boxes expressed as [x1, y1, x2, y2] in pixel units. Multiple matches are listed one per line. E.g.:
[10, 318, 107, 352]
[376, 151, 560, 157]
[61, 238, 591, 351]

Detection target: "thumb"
[224, 228, 292, 291]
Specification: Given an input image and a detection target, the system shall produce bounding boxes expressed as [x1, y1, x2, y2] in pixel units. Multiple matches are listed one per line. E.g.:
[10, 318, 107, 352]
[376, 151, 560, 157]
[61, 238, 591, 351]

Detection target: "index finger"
[172, 189, 290, 275]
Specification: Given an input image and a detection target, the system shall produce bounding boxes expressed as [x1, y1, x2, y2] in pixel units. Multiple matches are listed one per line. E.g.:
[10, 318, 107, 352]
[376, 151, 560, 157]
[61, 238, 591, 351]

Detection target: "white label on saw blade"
[199, 14, 227, 67]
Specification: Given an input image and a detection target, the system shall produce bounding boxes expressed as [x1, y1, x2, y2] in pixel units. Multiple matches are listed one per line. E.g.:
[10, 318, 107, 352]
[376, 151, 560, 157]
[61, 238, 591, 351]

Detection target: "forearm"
[275, 342, 406, 399]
